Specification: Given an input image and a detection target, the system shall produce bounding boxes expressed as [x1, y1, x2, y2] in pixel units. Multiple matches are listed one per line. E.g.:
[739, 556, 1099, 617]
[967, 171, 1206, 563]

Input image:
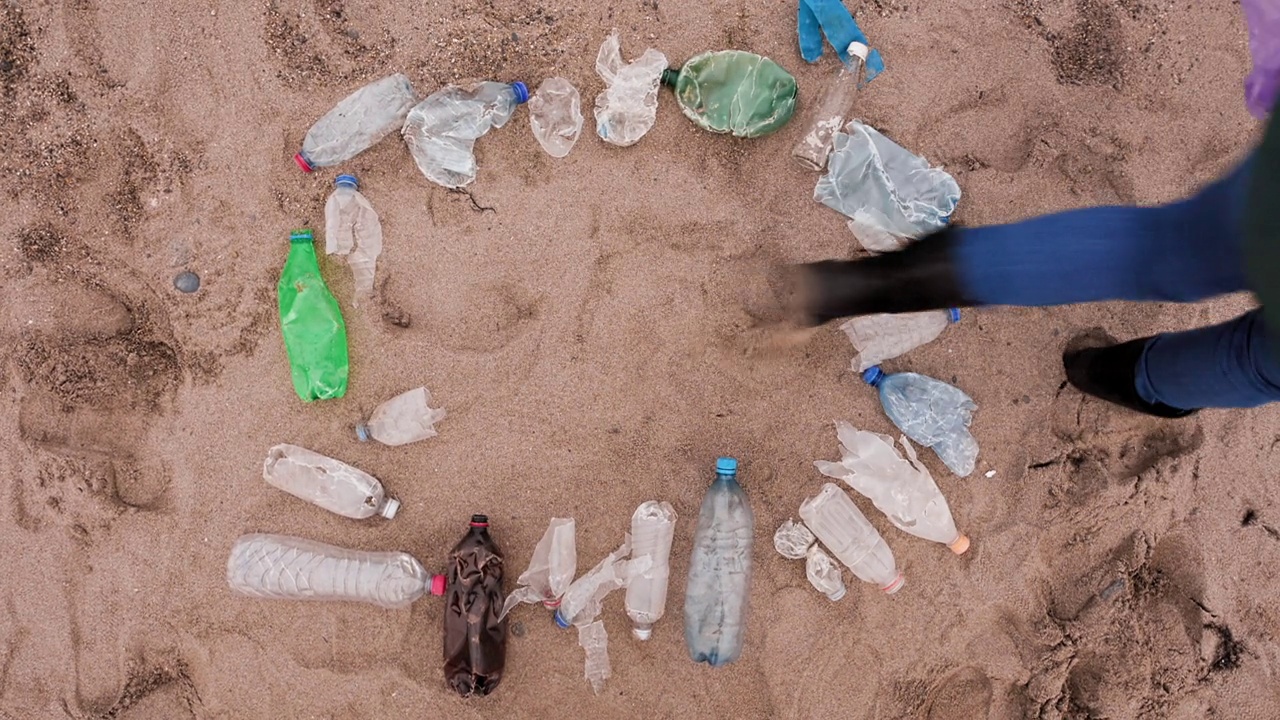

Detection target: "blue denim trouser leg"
[953, 154, 1280, 409]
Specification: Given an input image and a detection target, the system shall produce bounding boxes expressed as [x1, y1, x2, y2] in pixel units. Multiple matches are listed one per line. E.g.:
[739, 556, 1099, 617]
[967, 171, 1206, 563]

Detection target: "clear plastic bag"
[594, 30, 668, 146]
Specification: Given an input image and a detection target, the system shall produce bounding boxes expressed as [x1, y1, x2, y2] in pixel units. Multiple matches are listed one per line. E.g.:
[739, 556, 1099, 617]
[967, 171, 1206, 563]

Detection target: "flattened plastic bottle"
[806, 544, 847, 601]
[294, 73, 417, 172]
[792, 42, 868, 171]
[863, 366, 979, 477]
[684, 457, 754, 666]
[841, 308, 960, 372]
[356, 386, 446, 446]
[528, 77, 583, 158]
[594, 30, 668, 146]
[800, 483, 903, 593]
[773, 519, 816, 560]
[324, 174, 382, 304]
[500, 517, 576, 617]
[443, 515, 507, 697]
[263, 443, 399, 519]
[278, 229, 349, 402]
[625, 501, 677, 640]
[226, 534, 443, 609]
[661, 50, 798, 138]
[402, 81, 529, 188]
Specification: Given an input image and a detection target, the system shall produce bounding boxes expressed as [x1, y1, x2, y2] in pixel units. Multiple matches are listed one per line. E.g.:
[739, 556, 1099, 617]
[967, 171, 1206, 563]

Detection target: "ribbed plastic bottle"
[800, 483, 903, 594]
[683, 457, 754, 666]
[262, 443, 399, 520]
[625, 501, 677, 640]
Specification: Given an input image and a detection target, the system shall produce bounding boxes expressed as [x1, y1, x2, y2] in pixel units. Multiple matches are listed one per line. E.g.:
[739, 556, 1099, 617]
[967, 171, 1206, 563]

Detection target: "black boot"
[789, 227, 977, 326]
[1063, 336, 1199, 418]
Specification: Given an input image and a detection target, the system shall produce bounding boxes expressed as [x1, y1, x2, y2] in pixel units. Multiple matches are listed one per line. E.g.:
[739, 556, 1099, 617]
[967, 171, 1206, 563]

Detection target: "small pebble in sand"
[511, 621, 526, 638]
[174, 271, 200, 293]
[985, 470, 997, 478]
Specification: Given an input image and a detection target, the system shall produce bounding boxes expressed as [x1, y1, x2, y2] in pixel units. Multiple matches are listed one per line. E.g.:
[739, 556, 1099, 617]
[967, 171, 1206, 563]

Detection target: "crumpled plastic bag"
[594, 30, 668, 147]
[815, 120, 960, 246]
[1245, 0, 1280, 118]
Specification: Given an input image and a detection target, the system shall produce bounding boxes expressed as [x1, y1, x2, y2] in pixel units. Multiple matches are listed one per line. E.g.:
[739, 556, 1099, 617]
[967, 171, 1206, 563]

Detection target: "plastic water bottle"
[554, 538, 636, 629]
[594, 30, 668, 147]
[815, 421, 970, 554]
[863, 366, 979, 477]
[294, 73, 417, 172]
[806, 545, 847, 601]
[501, 517, 577, 617]
[800, 483, 903, 593]
[684, 457, 754, 667]
[528, 77, 583, 158]
[278, 229, 349, 402]
[625, 501, 677, 640]
[226, 534, 443, 609]
[773, 519, 816, 560]
[356, 386, 446, 446]
[661, 50, 798, 138]
[443, 515, 507, 697]
[402, 81, 529, 188]
[324, 174, 382, 305]
[841, 309, 961, 372]
[792, 42, 868, 171]
[263, 444, 399, 520]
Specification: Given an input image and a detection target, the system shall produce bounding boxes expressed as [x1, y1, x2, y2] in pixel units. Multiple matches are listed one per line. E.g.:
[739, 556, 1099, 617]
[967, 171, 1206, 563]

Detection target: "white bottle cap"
[632, 624, 653, 641]
[379, 497, 401, 519]
[846, 42, 870, 62]
[827, 586, 847, 602]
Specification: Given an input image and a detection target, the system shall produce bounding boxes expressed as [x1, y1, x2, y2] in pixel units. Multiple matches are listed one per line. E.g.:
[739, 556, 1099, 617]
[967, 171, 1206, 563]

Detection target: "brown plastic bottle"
[443, 514, 508, 697]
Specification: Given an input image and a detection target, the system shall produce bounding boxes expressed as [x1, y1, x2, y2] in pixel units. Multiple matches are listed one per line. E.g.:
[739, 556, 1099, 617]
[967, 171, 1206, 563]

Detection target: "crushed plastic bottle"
[792, 42, 867, 170]
[815, 421, 969, 554]
[356, 386, 446, 446]
[501, 517, 577, 618]
[402, 81, 529, 188]
[800, 483, 903, 593]
[278, 229, 349, 402]
[684, 457, 753, 667]
[815, 120, 961, 244]
[263, 443, 399, 520]
[295, 73, 417, 172]
[773, 519, 817, 560]
[528, 77, 583, 158]
[863, 366, 979, 477]
[324, 174, 382, 305]
[227, 534, 443, 609]
[625, 501, 677, 640]
[578, 620, 611, 695]
[443, 514, 507, 697]
[840, 308, 961, 372]
[806, 544, 847, 601]
[594, 30, 668, 146]
[660, 50, 797, 138]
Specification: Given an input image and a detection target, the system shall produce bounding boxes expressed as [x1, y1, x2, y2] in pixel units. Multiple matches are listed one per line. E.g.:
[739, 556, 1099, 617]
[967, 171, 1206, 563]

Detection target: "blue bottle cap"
[335, 174, 358, 189]
[511, 81, 529, 104]
[715, 457, 738, 475]
[355, 423, 370, 442]
[862, 366, 885, 386]
[289, 229, 314, 244]
[554, 609, 570, 629]
[948, 308, 961, 323]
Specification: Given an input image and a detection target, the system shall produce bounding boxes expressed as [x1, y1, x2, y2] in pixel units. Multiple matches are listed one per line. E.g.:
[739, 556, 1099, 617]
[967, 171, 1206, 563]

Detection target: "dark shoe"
[789, 227, 977, 326]
[1063, 335, 1199, 418]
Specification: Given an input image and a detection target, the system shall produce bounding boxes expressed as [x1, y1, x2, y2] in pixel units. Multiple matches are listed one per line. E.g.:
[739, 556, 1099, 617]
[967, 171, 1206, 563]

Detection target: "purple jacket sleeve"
[1245, 0, 1280, 118]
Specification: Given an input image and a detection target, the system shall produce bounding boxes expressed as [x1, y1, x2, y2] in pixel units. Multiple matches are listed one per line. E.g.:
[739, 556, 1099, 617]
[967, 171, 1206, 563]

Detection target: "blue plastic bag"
[1244, 0, 1279, 118]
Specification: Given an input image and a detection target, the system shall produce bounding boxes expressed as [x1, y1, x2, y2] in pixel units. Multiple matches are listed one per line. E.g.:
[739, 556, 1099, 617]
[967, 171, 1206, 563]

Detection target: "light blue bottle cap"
[511, 81, 529, 104]
[335, 174, 358, 189]
[554, 609, 570, 629]
[289, 229, 313, 244]
[355, 423, 370, 442]
[715, 457, 738, 475]
[862, 366, 885, 386]
[948, 308, 961, 323]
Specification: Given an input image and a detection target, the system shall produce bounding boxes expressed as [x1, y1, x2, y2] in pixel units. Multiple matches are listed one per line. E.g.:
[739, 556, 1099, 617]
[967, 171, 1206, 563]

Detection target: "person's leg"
[1135, 309, 1280, 409]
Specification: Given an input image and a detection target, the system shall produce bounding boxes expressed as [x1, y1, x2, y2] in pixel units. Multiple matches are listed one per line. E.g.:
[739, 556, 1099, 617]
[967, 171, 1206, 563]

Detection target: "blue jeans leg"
[1137, 310, 1280, 409]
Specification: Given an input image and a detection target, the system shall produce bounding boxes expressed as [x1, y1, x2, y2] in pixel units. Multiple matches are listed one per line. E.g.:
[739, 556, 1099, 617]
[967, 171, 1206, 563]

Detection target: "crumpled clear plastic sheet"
[815, 120, 960, 245]
[594, 30, 668, 147]
[773, 519, 816, 559]
[1244, 0, 1280, 118]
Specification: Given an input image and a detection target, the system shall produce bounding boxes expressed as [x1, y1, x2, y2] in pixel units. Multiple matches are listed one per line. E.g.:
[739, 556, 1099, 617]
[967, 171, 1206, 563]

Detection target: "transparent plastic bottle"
[324, 174, 382, 305]
[684, 457, 754, 667]
[800, 483, 903, 594]
[554, 538, 637, 629]
[528, 77, 583, 158]
[262, 443, 399, 519]
[226, 534, 443, 609]
[402, 81, 529, 188]
[356, 386, 446, 446]
[625, 501, 677, 640]
[501, 517, 577, 618]
[806, 545, 847, 601]
[863, 366, 979, 477]
[792, 42, 868, 171]
[594, 30, 668, 147]
[773, 519, 816, 560]
[294, 73, 417, 172]
[841, 308, 960, 372]
[815, 421, 970, 554]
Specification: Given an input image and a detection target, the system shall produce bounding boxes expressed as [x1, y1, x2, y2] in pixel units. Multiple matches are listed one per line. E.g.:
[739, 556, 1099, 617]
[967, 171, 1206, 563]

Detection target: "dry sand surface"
[2, 0, 1279, 718]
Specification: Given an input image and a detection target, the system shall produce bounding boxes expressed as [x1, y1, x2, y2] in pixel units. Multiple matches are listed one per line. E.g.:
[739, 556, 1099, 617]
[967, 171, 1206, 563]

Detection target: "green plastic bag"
[278, 229, 349, 401]
[661, 50, 798, 138]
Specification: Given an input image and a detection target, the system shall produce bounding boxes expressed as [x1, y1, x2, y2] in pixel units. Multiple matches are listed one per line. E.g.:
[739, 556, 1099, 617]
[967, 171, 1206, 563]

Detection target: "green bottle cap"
[290, 229, 314, 244]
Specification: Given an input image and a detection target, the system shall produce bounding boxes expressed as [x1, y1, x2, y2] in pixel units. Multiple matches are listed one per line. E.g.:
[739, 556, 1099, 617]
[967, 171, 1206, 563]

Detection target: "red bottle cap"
[430, 575, 447, 596]
[293, 152, 313, 172]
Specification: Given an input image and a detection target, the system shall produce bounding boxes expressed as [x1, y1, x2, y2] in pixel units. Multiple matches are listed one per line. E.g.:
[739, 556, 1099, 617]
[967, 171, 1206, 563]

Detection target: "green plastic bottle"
[278, 228, 349, 401]
[661, 51, 798, 138]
